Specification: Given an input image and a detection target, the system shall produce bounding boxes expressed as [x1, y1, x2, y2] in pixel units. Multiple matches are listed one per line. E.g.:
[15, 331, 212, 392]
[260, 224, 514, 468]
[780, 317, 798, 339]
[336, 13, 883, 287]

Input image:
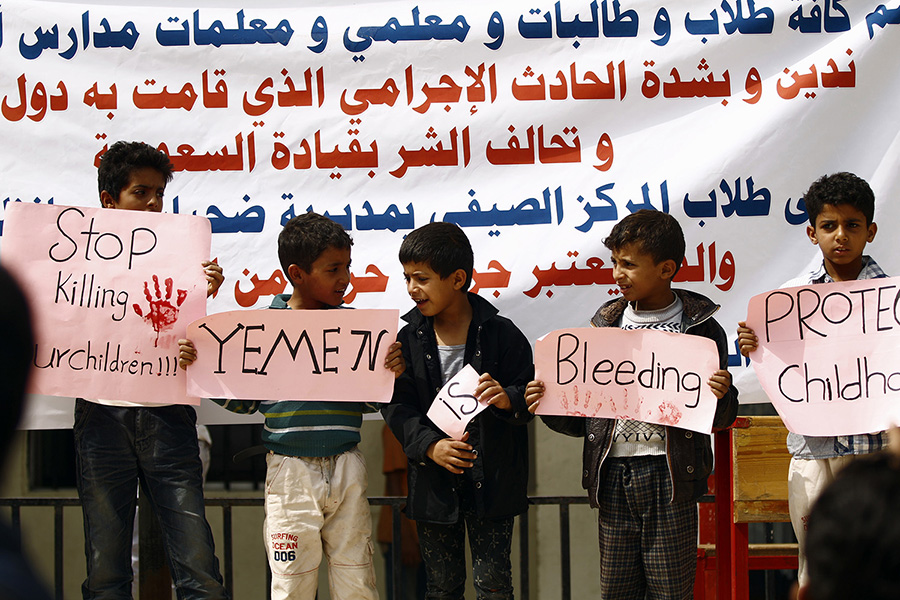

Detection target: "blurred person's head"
[0, 266, 34, 461]
[800, 452, 900, 600]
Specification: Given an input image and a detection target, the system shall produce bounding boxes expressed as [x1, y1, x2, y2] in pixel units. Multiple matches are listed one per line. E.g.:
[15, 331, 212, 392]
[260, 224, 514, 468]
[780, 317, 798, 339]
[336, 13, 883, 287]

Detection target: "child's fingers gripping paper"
[426, 365, 487, 440]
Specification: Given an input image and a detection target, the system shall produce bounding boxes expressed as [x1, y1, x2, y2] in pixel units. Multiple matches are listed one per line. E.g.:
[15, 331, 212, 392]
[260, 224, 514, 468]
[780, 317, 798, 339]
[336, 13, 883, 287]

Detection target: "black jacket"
[382, 293, 534, 524]
[542, 289, 739, 506]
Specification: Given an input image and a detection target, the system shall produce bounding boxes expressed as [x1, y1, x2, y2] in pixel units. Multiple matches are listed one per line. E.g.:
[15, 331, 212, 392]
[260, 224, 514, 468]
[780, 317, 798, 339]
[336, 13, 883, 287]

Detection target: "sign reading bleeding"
[534, 327, 720, 434]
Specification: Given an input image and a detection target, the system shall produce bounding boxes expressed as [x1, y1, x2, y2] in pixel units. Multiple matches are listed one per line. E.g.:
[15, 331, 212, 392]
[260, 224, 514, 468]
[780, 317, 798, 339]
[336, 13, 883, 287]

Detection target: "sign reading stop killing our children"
[1, 202, 212, 405]
[534, 327, 721, 434]
[185, 308, 399, 403]
[745, 277, 900, 437]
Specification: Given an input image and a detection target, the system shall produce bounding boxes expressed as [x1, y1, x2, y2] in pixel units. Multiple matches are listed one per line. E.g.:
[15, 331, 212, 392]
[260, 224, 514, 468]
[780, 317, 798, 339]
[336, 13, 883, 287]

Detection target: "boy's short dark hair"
[98, 141, 174, 205]
[278, 211, 353, 275]
[805, 452, 900, 600]
[399, 222, 473, 290]
[804, 172, 875, 226]
[603, 209, 685, 275]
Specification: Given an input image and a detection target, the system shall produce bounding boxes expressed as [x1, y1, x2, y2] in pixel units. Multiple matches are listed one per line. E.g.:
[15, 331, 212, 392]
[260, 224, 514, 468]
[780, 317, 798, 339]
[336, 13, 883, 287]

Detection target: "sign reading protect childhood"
[534, 327, 720, 434]
[745, 277, 900, 436]
[1, 202, 211, 405]
[185, 308, 399, 402]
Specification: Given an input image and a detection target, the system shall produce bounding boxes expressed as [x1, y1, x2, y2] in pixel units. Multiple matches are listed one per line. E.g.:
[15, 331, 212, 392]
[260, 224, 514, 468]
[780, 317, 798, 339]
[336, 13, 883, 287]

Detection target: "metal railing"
[0, 496, 81, 600]
[0, 495, 591, 600]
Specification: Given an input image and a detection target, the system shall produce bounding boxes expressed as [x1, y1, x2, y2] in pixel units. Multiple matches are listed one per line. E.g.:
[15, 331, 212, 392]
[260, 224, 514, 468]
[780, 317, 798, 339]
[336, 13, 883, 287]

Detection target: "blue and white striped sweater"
[210, 294, 377, 458]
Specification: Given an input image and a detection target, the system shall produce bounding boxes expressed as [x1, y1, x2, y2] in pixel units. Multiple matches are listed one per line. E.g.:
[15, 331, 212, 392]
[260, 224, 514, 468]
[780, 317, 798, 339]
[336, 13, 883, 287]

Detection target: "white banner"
[2, 0, 899, 426]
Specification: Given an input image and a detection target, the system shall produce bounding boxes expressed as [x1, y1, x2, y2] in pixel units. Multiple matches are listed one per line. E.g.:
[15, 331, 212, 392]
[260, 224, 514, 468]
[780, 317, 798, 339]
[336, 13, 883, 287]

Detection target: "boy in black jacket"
[382, 222, 533, 600]
[528, 210, 738, 599]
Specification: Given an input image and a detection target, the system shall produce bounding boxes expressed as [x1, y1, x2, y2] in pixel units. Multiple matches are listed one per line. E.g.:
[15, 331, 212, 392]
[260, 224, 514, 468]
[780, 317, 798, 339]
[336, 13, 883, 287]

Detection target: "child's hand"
[384, 341, 404, 378]
[475, 372, 511, 411]
[427, 432, 475, 474]
[708, 369, 732, 400]
[737, 321, 758, 358]
[525, 380, 545, 414]
[204, 260, 224, 298]
[178, 339, 197, 370]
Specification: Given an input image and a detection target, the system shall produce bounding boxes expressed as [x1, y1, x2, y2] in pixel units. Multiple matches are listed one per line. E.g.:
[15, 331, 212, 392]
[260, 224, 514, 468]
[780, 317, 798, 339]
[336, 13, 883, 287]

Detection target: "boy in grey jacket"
[528, 210, 738, 599]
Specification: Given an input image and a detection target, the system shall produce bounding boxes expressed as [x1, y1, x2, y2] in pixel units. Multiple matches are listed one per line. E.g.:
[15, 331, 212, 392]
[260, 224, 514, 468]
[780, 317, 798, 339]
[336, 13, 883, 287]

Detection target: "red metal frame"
[694, 423, 798, 599]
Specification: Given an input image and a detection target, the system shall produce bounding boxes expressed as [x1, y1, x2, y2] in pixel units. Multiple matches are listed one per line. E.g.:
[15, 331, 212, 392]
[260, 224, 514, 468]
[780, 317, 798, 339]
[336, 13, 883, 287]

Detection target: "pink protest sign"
[426, 364, 486, 440]
[1, 202, 211, 405]
[534, 327, 720, 433]
[745, 277, 900, 436]
[185, 308, 399, 402]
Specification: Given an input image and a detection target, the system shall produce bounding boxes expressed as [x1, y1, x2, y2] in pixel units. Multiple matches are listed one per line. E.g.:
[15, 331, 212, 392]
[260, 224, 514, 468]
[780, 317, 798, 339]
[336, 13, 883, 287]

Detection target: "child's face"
[289, 246, 351, 309]
[402, 261, 466, 318]
[102, 167, 166, 212]
[807, 203, 876, 277]
[610, 243, 676, 311]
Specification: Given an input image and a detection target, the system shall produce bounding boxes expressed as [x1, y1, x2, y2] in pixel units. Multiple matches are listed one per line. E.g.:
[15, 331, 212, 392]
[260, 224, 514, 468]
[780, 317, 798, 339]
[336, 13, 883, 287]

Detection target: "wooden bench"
[695, 416, 799, 599]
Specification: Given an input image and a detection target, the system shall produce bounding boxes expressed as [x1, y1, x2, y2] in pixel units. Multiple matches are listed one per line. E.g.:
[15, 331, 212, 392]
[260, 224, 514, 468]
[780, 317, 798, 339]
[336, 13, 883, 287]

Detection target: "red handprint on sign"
[133, 275, 188, 347]
[559, 385, 603, 418]
[657, 401, 683, 426]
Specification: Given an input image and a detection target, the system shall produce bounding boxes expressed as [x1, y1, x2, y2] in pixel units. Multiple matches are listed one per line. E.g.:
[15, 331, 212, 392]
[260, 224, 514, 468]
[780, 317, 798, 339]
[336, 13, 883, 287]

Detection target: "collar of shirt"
[808, 255, 886, 284]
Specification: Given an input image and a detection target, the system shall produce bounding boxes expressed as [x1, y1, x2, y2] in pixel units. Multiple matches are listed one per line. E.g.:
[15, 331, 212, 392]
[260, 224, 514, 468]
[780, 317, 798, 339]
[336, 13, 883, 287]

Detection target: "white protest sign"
[186, 308, 399, 402]
[745, 276, 900, 436]
[534, 327, 720, 433]
[1, 202, 210, 405]
[426, 364, 486, 440]
[4, 0, 900, 428]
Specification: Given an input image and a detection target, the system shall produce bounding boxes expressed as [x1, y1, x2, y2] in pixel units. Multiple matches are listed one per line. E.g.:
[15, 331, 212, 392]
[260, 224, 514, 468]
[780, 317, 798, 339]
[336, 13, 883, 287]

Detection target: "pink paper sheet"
[535, 327, 720, 434]
[2, 203, 211, 405]
[426, 364, 486, 440]
[745, 277, 900, 435]
[186, 308, 399, 402]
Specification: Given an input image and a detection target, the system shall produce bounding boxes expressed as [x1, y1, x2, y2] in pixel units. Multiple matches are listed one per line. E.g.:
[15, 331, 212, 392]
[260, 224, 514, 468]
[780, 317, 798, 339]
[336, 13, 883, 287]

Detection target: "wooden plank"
[731, 416, 792, 523]
[734, 499, 790, 523]
[747, 543, 799, 556]
[697, 542, 798, 559]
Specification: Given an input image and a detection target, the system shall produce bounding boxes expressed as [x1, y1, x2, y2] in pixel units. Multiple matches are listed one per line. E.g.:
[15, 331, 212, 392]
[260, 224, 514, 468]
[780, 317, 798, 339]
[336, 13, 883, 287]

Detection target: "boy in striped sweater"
[179, 212, 404, 600]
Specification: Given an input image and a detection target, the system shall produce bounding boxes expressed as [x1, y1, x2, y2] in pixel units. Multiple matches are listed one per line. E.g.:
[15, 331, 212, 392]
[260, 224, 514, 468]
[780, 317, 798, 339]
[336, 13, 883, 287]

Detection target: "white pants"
[788, 454, 856, 587]
[265, 449, 378, 600]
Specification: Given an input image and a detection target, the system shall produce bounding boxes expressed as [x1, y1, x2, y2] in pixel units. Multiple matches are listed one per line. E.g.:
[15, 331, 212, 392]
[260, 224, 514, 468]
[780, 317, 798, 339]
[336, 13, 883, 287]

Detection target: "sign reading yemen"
[1, 202, 211, 405]
[534, 327, 720, 433]
[745, 277, 900, 436]
[185, 308, 399, 402]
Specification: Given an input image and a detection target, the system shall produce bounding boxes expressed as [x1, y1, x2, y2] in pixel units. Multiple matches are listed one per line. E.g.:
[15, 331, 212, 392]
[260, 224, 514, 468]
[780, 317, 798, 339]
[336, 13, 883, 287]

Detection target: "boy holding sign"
[179, 212, 404, 600]
[75, 141, 229, 599]
[382, 222, 533, 600]
[528, 210, 738, 598]
[736, 172, 888, 587]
